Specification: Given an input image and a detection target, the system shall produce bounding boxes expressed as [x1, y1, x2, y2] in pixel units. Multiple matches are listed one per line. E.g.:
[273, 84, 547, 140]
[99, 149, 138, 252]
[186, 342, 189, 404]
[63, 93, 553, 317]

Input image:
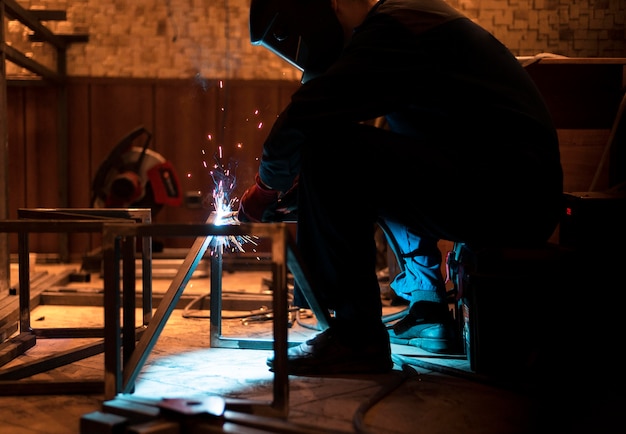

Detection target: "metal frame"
[0, 209, 150, 394]
[0, 218, 129, 393]
[16, 208, 154, 334]
[101, 220, 313, 417]
[0, 213, 331, 415]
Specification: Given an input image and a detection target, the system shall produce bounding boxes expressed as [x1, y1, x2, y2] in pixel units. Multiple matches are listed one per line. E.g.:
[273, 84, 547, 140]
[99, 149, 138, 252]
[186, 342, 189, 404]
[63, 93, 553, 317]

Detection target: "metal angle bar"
[285, 241, 331, 331]
[269, 225, 289, 416]
[1, 43, 62, 83]
[103, 228, 122, 400]
[209, 247, 223, 347]
[0, 219, 130, 233]
[0, 379, 103, 395]
[121, 224, 213, 394]
[2, 0, 67, 49]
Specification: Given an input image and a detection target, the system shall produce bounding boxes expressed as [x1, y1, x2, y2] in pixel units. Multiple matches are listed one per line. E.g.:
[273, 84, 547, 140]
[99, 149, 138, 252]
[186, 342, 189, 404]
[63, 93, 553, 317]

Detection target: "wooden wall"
[6, 60, 625, 259]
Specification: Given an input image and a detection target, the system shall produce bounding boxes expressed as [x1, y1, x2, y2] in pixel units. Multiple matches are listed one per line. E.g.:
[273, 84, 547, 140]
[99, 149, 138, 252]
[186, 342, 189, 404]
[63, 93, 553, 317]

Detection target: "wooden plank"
[0, 338, 104, 379]
[0, 332, 36, 367]
[0, 321, 18, 343]
[0, 268, 74, 332]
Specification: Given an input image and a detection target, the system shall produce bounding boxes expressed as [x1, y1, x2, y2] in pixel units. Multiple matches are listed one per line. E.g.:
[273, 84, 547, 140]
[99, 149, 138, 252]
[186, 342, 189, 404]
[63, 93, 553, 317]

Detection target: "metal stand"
[101, 219, 323, 418]
[0, 209, 151, 395]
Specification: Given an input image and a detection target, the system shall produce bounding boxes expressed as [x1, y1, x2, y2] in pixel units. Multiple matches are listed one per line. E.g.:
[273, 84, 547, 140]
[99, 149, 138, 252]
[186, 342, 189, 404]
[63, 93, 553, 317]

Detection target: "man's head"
[249, 0, 344, 82]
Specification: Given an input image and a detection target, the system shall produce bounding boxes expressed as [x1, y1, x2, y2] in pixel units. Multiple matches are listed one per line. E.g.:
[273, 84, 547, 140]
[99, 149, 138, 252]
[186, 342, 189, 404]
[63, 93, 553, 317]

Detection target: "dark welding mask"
[249, 0, 344, 83]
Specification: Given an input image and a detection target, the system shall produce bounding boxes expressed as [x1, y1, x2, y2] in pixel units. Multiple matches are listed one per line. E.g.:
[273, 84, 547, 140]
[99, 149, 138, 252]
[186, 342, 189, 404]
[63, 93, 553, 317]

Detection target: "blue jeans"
[378, 218, 447, 306]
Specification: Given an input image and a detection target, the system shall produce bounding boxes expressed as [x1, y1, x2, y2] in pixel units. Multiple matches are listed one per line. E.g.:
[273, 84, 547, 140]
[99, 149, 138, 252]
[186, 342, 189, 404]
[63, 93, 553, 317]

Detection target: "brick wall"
[5, 0, 626, 79]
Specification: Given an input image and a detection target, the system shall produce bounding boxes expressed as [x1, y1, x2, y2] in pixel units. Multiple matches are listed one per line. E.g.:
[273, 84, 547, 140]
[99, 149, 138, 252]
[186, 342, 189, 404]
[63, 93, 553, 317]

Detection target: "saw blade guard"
[90, 126, 183, 214]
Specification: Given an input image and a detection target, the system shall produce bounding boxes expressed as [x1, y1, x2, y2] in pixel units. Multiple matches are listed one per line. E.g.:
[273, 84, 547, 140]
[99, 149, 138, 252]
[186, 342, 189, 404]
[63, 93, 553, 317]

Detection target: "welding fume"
[238, 0, 563, 376]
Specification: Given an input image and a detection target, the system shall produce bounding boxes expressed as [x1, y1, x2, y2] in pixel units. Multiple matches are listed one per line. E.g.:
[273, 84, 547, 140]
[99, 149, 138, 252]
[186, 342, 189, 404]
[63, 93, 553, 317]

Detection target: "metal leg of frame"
[119, 229, 213, 397]
[103, 228, 122, 400]
[18, 231, 31, 335]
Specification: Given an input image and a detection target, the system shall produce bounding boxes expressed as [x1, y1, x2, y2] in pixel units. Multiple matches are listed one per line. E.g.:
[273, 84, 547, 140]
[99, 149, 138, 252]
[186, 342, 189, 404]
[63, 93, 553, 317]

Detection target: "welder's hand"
[273, 176, 298, 221]
[237, 173, 280, 222]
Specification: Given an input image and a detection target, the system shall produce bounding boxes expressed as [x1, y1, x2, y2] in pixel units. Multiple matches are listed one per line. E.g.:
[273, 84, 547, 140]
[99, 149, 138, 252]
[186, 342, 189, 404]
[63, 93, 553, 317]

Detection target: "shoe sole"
[267, 359, 394, 376]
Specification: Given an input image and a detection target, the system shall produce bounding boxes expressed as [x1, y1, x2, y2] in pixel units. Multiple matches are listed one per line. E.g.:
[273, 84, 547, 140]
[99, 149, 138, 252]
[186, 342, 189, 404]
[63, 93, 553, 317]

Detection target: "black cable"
[352, 364, 420, 434]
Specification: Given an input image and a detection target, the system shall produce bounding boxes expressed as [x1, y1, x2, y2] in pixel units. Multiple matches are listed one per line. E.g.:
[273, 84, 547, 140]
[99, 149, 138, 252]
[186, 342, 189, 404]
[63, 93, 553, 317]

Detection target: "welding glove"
[238, 173, 299, 222]
[238, 173, 281, 222]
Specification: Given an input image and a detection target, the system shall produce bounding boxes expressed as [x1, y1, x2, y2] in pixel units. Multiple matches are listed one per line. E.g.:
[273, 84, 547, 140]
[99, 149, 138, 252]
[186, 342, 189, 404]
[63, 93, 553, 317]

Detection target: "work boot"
[388, 301, 460, 354]
[266, 326, 393, 376]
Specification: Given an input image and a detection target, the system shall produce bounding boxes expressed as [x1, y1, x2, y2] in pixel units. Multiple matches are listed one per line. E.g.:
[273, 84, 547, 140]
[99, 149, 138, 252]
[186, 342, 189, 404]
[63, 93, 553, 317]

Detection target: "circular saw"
[90, 125, 182, 216]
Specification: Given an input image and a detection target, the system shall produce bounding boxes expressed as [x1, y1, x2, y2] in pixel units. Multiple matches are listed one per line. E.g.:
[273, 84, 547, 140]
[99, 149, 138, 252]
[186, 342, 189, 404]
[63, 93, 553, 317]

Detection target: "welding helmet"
[249, 0, 344, 83]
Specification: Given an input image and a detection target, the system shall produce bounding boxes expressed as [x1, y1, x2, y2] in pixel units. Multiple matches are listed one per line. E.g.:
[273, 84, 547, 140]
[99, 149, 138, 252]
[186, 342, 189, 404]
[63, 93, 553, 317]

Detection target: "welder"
[239, 0, 563, 375]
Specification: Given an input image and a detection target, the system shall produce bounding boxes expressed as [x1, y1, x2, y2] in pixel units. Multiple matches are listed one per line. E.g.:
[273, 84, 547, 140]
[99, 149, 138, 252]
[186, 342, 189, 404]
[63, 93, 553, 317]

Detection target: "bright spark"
[209, 147, 257, 254]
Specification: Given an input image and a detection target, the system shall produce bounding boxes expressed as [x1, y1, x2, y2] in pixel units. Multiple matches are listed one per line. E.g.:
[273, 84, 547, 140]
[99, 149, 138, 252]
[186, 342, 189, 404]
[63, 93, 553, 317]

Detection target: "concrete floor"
[0, 261, 624, 433]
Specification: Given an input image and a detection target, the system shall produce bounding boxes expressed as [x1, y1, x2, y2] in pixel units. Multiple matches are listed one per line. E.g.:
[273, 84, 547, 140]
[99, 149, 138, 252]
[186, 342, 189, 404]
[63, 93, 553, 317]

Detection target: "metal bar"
[286, 240, 331, 331]
[0, 0, 9, 295]
[103, 227, 122, 400]
[17, 231, 30, 334]
[121, 223, 212, 394]
[270, 225, 288, 417]
[1, 43, 62, 83]
[122, 235, 136, 370]
[27, 10, 66, 21]
[131, 223, 288, 239]
[0, 339, 104, 380]
[32, 327, 104, 338]
[17, 208, 152, 221]
[0, 379, 103, 395]
[2, 0, 67, 49]
[0, 219, 129, 232]
[141, 226, 152, 327]
[209, 246, 223, 347]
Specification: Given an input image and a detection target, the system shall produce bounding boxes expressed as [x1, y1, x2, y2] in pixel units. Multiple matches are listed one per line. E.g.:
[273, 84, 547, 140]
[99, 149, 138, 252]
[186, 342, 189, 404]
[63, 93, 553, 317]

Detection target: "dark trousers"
[295, 122, 561, 335]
